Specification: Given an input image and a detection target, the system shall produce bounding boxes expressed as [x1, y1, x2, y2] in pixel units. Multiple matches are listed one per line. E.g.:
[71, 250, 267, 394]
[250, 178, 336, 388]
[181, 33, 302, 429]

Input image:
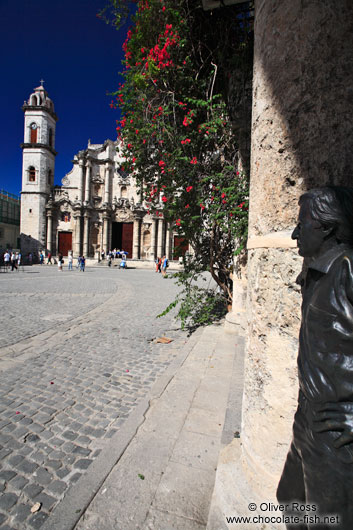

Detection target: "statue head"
[292, 186, 353, 258]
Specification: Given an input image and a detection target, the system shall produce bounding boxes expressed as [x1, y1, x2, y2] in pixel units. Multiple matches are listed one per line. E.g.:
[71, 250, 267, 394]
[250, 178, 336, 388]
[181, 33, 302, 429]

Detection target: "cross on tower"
[40, 78, 45, 87]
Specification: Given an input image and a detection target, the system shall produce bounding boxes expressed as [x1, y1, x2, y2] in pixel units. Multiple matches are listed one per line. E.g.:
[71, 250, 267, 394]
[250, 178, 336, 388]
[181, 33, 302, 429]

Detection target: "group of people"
[2, 250, 22, 271]
[101, 248, 127, 262]
[59, 252, 85, 272]
[155, 256, 169, 276]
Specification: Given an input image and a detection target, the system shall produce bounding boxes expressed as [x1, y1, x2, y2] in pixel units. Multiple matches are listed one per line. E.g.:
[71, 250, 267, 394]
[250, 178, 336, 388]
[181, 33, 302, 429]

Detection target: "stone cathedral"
[20, 84, 186, 260]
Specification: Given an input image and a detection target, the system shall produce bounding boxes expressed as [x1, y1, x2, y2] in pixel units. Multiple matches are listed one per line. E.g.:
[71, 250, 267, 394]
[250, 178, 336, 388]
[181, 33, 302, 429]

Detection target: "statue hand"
[313, 402, 353, 448]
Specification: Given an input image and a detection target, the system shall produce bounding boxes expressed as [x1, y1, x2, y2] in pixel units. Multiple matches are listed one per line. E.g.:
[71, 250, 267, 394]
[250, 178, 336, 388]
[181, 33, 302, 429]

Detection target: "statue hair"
[299, 186, 353, 245]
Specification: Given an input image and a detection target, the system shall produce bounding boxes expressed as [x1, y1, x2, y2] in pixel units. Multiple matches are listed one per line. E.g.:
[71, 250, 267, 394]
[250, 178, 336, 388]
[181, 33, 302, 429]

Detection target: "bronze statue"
[277, 187, 353, 530]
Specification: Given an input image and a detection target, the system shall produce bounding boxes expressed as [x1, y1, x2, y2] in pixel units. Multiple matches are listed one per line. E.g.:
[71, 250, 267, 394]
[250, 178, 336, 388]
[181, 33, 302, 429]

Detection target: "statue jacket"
[298, 244, 353, 461]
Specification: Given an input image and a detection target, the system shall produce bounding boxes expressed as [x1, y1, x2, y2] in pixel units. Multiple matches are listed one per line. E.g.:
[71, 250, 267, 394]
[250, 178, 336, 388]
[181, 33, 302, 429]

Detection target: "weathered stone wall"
[228, 0, 353, 524]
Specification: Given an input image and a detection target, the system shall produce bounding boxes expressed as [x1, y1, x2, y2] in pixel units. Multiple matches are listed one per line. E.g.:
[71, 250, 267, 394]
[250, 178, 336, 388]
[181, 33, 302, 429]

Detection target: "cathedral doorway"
[173, 236, 188, 258]
[58, 232, 72, 256]
[112, 222, 133, 256]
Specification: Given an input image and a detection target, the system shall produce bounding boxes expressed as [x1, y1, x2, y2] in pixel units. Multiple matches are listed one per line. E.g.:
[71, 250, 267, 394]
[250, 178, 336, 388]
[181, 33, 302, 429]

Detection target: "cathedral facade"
[20, 85, 186, 260]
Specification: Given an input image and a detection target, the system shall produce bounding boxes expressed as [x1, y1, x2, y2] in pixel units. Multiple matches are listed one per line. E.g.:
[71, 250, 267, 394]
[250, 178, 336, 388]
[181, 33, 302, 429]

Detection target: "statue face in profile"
[292, 199, 330, 258]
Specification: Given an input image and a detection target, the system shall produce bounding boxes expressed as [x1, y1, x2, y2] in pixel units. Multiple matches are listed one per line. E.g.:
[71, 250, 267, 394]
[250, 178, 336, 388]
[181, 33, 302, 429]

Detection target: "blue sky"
[0, 0, 129, 195]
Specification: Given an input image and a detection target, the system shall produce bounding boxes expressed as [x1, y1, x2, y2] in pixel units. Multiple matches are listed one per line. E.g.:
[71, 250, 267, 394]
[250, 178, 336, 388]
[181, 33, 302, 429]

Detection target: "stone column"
[157, 219, 164, 258]
[83, 213, 90, 257]
[211, 2, 353, 527]
[165, 223, 172, 259]
[78, 159, 85, 203]
[84, 161, 91, 204]
[104, 163, 111, 204]
[132, 218, 141, 259]
[150, 218, 157, 260]
[46, 213, 53, 253]
[74, 214, 82, 256]
[103, 216, 110, 254]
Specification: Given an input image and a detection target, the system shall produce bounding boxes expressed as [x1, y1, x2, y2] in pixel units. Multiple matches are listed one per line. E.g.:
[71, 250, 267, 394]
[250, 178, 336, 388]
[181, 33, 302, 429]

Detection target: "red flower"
[186, 186, 193, 192]
[127, 143, 133, 149]
[159, 160, 166, 167]
[221, 192, 226, 198]
[200, 203, 205, 210]
[162, 196, 168, 202]
[190, 157, 197, 165]
[222, 199, 227, 204]
[175, 218, 181, 226]
[185, 204, 190, 209]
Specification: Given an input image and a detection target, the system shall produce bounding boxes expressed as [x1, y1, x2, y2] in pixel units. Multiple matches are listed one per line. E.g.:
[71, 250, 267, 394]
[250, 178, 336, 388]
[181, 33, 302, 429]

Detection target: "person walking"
[161, 255, 168, 276]
[58, 253, 63, 272]
[39, 251, 44, 264]
[4, 250, 10, 270]
[47, 252, 52, 265]
[80, 255, 85, 272]
[11, 251, 18, 271]
[68, 252, 73, 271]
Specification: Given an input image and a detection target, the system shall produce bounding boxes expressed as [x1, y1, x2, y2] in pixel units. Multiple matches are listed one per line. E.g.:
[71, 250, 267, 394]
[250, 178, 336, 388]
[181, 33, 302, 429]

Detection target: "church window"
[49, 128, 53, 147]
[48, 169, 52, 185]
[61, 212, 71, 222]
[28, 166, 36, 182]
[30, 123, 38, 143]
[121, 186, 128, 198]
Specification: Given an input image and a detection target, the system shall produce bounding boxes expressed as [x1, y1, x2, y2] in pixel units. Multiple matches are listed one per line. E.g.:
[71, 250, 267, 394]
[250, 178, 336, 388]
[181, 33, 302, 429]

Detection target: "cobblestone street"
[0, 265, 188, 529]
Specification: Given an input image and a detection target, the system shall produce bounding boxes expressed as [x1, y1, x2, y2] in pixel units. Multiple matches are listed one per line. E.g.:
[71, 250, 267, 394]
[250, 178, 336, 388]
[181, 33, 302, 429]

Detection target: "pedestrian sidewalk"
[43, 322, 244, 530]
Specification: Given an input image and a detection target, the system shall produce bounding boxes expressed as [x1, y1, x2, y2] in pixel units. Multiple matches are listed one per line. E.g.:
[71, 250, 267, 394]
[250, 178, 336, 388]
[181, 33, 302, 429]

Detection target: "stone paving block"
[46, 479, 67, 495]
[30, 423, 45, 434]
[29, 451, 46, 465]
[49, 450, 65, 460]
[8, 454, 24, 466]
[18, 445, 33, 457]
[55, 467, 70, 479]
[62, 430, 78, 441]
[29, 511, 49, 529]
[0, 470, 16, 481]
[68, 472, 82, 484]
[76, 435, 91, 445]
[0, 447, 13, 460]
[33, 492, 56, 511]
[33, 468, 53, 486]
[11, 502, 32, 523]
[75, 458, 93, 470]
[0, 492, 18, 510]
[50, 437, 64, 447]
[15, 458, 38, 475]
[2, 423, 16, 433]
[23, 483, 44, 499]
[24, 433, 40, 444]
[9, 474, 29, 491]
[72, 445, 91, 456]
[45, 459, 62, 471]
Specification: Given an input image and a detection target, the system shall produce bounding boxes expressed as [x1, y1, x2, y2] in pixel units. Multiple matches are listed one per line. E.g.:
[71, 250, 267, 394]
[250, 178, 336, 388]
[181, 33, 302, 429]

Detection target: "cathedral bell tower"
[20, 82, 58, 254]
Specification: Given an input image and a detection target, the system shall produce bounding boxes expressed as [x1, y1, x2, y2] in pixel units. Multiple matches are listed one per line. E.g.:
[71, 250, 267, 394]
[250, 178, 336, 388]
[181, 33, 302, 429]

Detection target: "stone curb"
[41, 327, 203, 530]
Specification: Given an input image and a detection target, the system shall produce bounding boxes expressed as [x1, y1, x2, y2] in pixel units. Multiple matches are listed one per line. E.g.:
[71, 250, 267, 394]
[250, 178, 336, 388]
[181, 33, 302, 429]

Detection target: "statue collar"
[308, 244, 351, 274]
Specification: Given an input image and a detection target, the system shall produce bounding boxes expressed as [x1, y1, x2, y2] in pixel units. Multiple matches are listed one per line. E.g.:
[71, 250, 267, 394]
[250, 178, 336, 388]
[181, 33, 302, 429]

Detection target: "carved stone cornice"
[20, 142, 57, 157]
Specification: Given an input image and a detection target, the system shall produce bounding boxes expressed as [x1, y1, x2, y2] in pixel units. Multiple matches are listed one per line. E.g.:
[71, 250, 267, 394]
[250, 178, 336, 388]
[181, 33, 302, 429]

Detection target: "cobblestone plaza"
[0, 265, 188, 529]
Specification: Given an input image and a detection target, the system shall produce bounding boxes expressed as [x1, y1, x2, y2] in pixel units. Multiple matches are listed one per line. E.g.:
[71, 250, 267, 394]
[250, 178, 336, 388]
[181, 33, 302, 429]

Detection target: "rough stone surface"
[0, 266, 188, 529]
[237, 1, 353, 526]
